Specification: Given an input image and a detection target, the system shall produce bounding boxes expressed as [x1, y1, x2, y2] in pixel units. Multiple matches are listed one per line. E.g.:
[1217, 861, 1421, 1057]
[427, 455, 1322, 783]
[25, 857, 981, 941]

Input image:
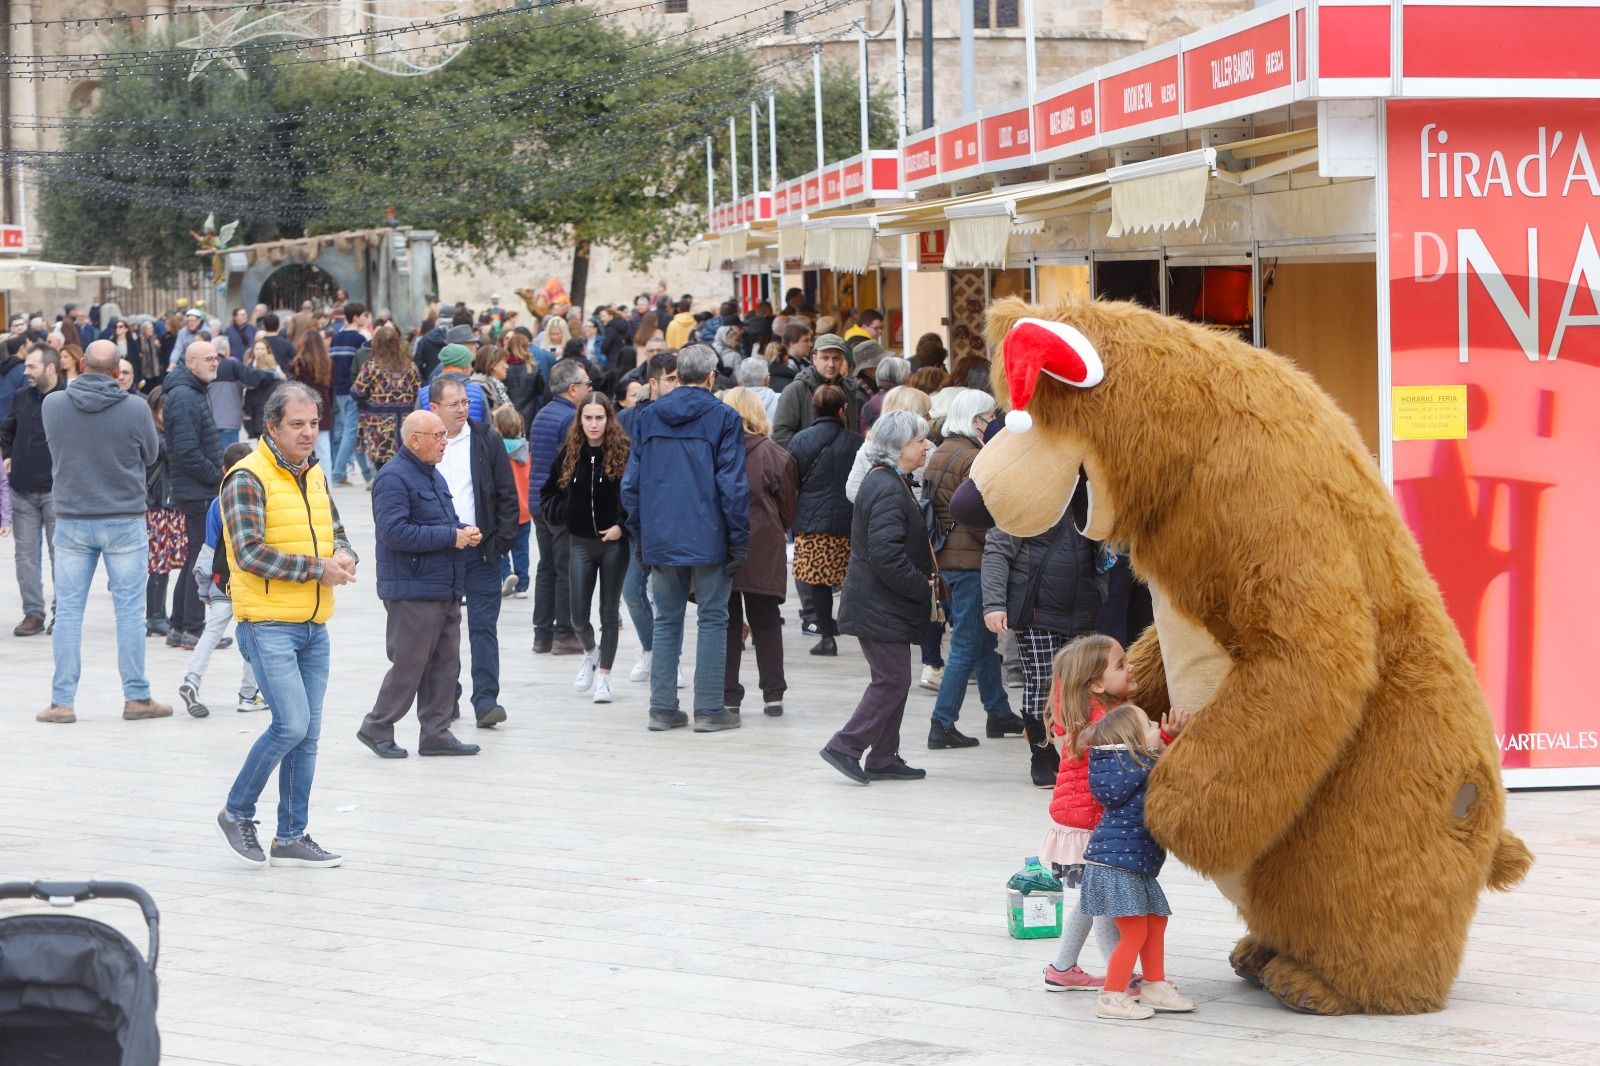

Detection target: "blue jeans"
[314, 430, 332, 472]
[464, 554, 504, 714]
[329, 393, 359, 482]
[500, 521, 530, 592]
[930, 569, 1013, 727]
[50, 517, 150, 707]
[648, 562, 732, 715]
[622, 552, 653, 653]
[226, 621, 329, 842]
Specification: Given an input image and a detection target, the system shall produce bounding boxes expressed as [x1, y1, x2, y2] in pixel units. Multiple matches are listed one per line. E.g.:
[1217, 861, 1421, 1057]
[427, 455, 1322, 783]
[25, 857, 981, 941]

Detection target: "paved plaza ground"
[1, 486, 1597, 1066]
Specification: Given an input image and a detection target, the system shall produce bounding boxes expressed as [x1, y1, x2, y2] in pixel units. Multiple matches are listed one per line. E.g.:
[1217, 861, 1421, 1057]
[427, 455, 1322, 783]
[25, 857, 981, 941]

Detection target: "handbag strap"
[892, 467, 941, 583]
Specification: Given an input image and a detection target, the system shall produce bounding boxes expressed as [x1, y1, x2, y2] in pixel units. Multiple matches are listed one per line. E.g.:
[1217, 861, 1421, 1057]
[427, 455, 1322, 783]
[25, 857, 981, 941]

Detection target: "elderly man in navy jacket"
[358, 410, 482, 759]
[621, 344, 750, 734]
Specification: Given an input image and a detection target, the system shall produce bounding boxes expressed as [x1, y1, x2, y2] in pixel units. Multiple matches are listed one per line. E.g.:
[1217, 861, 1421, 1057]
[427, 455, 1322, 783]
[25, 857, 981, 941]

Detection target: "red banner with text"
[1387, 99, 1600, 772]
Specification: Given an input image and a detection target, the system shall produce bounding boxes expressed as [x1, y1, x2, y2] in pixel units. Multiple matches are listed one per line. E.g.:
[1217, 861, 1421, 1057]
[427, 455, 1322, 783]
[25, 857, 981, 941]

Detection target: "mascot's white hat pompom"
[1000, 317, 1103, 433]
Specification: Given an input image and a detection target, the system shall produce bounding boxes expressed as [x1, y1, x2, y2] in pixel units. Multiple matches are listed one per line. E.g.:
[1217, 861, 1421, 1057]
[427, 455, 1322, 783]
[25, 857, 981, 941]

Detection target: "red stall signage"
[1403, 3, 1600, 82]
[842, 160, 867, 200]
[803, 176, 822, 209]
[1319, 3, 1390, 80]
[981, 105, 1032, 168]
[0, 225, 24, 250]
[938, 121, 981, 177]
[1100, 54, 1180, 134]
[902, 134, 939, 185]
[1183, 15, 1293, 116]
[823, 168, 843, 203]
[1386, 99, 1600, 775]
[774, 184, 790, 215]
[1033, 82, 1097, 157]
[870, 154, 899, 193]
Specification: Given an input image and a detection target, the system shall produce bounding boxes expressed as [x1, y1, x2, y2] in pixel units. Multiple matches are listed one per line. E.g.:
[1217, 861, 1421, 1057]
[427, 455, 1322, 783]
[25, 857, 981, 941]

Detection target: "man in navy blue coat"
[621, 344, 750, 734]
[358, 410, 482, 759]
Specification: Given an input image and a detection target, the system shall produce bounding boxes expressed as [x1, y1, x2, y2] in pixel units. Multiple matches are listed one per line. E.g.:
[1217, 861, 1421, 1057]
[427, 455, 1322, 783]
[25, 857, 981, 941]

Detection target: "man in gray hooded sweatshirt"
[37, 339, 171, 724]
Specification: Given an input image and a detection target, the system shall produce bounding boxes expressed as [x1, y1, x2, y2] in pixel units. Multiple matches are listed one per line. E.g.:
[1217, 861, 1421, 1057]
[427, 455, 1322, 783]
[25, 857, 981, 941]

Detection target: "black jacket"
[538, 441, 627, 541]
[981, 516, 1106, 634]
[837, 464, 934, 644]
[145, 439, 174, 510]
[466, 419, 520, 563]
[413, 323, 449, 381]
[162, 363, 223, 507]
[786, 415, 863, 538]
[768, 354, 806, 393]
[0, 379, 64, 493]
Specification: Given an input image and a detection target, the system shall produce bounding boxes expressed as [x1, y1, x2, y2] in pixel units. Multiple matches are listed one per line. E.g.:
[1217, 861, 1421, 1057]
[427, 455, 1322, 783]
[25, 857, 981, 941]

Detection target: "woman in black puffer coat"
[784, 384, 862, 656]
[820, 410, 934, 784]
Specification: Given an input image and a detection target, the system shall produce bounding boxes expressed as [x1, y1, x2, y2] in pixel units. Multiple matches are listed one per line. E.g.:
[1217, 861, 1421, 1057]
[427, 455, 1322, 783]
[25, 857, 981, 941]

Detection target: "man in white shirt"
[428, 375, 519, 727]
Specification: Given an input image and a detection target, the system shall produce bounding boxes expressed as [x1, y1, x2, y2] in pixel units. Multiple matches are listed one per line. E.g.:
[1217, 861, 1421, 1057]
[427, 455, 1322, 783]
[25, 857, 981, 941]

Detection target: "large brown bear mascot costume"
[956, 297, 1532, 1015]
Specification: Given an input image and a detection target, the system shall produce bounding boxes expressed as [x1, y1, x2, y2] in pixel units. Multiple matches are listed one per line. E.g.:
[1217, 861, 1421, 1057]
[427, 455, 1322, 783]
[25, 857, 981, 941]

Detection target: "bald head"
[83, 338, 120, 375]
[403, 409, 448, 465]
[185, 339, 219, 383]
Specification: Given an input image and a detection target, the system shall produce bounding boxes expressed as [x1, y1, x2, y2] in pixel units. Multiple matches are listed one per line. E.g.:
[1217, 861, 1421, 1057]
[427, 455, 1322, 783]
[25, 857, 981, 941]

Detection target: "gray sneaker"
[269, 835, 343, 868]
[216, 810, 266, 868]
[180, 683, 209, 718]
[693, 709, 742, 733]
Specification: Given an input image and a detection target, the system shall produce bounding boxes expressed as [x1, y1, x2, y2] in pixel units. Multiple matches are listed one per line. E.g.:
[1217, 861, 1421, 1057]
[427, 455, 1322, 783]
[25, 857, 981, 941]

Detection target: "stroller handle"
[0, 880, 160, 970]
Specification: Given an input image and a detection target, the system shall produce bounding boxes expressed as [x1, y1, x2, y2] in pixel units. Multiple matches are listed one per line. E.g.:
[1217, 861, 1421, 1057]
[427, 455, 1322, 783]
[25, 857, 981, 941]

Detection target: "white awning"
[1106, 148, 1216, 237]
[719, 229, 749, 261]
[828, 222, 877, 273]
[778, 224, 806, 261]
[0, 259, 81, 290]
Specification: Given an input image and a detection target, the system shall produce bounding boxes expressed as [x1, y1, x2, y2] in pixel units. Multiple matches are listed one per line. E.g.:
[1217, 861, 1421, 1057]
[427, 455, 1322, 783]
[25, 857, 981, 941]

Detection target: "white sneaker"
[677, 667, 686, 690]
[500, 574, 518, 597]
[575, 652, 597, 692]
[593, 675, 613, 703]
[919, 665, 943, 691]
[1096, 990, 1154, 1020]
[630, 653, 651, 683]
[236, 692, 269, 713]
[1136, 980, 1196, 1012]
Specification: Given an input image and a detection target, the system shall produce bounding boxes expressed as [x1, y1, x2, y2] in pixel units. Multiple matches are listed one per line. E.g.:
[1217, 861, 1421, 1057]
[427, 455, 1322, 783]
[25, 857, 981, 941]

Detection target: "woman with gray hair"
[820, 409, 934, 784]
[924, 389, 1024, 749]
[860, 356, 911, 432]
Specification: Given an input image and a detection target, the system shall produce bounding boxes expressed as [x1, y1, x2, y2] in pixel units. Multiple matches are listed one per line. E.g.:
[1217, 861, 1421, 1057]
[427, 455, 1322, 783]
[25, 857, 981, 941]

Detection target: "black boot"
[928, 720, 980, 749]
[809, 636, 837, 656]
[146, 573, 170, 636]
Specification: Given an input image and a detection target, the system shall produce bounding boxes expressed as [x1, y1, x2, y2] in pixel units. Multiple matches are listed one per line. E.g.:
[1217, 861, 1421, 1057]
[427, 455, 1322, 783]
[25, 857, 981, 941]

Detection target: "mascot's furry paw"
[1230, 935, 1279, 989]
[1259, 955, 1364, 1016]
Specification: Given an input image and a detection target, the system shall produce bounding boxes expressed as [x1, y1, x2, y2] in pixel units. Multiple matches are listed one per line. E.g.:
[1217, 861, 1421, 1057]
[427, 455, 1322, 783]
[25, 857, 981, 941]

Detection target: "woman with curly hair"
[287, 329, 335, 469]
[538, 392, 630, 705]
[351, 323, 420, 471]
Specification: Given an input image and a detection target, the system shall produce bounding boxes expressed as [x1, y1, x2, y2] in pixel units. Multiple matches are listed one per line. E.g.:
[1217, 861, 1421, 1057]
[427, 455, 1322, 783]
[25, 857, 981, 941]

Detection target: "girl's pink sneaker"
[1043, 964, 1102, 991]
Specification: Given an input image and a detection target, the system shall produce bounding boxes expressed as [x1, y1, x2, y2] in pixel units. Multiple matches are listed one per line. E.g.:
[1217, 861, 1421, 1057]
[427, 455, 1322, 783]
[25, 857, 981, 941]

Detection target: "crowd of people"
[2, 286, 1187, 1019]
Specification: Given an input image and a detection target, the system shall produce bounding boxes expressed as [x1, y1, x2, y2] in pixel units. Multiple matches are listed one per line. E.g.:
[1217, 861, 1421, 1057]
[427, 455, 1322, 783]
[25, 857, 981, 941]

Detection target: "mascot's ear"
[1001, 317, 1103, 433]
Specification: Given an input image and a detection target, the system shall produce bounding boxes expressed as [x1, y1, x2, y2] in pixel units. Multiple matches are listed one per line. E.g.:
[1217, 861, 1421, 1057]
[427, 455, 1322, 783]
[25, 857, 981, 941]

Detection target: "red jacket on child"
[1048, 698, 1109, 830]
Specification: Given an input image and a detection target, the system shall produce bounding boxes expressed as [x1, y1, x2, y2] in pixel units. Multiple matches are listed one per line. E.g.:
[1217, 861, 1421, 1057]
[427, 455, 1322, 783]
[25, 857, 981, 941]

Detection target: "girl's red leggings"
[1103, 914, 1167, 992]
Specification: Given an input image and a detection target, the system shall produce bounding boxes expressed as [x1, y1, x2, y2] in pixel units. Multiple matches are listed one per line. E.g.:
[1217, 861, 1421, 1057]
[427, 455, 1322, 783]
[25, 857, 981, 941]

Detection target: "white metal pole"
[705, 137, 715, 219]
[729, 116, 740, 203]
[1023, 0, 1037, 100]
[813, 46, 825, 171]
[959, 0, 975, 114]
[750, 101, 761, 197]
[767, 90, 778, 190]
[857, 19, 871, 154]
[895, 0, 908, 140]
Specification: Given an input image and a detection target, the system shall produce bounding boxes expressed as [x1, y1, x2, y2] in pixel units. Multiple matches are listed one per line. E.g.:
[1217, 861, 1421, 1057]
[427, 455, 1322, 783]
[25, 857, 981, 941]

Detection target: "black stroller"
[0, 881, 160, 1066]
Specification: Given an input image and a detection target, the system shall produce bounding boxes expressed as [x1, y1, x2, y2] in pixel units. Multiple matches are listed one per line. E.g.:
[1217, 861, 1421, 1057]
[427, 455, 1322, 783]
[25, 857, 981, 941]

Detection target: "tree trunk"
[569, 237, 592, 312]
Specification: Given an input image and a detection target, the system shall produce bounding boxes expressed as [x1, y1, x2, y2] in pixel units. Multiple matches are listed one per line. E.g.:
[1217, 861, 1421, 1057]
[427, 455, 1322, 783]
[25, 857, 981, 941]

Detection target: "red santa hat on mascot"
[1000, 317, 1105, 433]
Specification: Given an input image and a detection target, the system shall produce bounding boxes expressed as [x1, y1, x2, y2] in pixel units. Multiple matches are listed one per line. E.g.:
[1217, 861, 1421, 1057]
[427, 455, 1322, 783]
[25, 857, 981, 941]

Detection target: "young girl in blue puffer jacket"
[1076, 703, 1197, 1021]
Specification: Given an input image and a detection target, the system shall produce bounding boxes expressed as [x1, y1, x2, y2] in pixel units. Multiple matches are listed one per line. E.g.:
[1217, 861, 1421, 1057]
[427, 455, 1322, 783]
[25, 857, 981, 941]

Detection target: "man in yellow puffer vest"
[215, 381, 359, 870]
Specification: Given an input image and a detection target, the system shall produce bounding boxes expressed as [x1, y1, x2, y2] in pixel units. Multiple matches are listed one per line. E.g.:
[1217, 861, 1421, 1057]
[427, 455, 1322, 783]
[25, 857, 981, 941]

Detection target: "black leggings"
[568, 534, 628, 669]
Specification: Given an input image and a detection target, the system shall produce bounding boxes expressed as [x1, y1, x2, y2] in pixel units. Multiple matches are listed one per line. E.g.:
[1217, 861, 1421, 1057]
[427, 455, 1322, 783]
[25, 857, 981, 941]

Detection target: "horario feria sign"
[1386, 99, 1600, 773]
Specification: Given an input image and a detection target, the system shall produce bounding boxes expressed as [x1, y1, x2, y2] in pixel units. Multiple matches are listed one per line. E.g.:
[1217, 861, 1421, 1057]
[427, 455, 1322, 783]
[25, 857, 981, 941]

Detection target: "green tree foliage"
[38, 8, 898, 293]
[39, 32, 302, 281]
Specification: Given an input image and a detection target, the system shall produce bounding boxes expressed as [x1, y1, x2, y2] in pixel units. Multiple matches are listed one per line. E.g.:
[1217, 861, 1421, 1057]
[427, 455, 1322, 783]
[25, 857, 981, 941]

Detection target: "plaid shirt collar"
[261, 432, 312, 478]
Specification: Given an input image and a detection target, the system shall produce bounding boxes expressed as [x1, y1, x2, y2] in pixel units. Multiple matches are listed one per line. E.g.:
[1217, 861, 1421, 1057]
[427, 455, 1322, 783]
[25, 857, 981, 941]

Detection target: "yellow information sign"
[1392, 385, 1468, 441]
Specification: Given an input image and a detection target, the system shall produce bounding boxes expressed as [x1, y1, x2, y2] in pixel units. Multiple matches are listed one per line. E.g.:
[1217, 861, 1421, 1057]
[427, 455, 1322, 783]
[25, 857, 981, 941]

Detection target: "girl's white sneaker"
[574, 653, 597, 692]
[629, 653, 651, 683]
[593, 675, 613, 704]
[1136, 981, 1196, 1012]
[1095, 991, 1154, 1020]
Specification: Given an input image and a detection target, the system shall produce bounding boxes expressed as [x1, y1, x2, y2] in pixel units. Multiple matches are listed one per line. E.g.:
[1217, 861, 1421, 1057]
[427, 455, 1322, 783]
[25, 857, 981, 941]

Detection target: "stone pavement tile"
[5, 497, 1600, 1066]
